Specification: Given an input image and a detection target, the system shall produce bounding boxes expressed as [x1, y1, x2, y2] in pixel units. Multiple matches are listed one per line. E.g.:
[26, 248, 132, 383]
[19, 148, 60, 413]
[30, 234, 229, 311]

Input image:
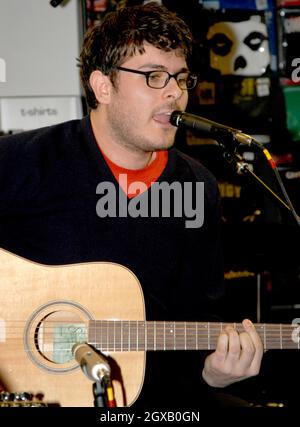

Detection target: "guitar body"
[1, 249, 296, 407]
[0, 249, 145, 407]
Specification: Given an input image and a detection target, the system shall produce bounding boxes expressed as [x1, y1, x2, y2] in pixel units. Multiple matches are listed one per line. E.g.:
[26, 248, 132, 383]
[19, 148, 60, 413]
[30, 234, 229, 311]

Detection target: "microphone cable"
[103, 375, 117, 408]
[249, 139, 300, 227]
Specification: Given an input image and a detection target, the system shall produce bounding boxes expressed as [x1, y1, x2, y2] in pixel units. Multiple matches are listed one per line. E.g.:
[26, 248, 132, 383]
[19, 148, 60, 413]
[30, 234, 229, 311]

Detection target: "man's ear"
[89, 70, 112, 104]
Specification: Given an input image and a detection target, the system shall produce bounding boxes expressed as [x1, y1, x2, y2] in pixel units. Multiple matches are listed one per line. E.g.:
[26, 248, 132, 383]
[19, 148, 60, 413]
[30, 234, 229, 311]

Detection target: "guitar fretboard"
[88, 321, 300, 352]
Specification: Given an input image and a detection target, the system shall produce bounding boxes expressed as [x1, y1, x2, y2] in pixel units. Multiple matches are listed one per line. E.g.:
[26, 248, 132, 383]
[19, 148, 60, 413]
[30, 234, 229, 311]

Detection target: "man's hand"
[202, 319, 263, 388]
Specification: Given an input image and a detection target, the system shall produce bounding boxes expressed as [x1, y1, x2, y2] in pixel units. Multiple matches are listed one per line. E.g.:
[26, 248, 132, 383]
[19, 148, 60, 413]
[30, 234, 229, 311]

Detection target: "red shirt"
[100, 149, 168, 198]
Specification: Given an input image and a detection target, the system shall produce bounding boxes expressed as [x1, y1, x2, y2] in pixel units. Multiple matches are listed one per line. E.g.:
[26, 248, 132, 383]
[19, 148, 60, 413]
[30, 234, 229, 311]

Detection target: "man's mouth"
[152, 111, 173, 125]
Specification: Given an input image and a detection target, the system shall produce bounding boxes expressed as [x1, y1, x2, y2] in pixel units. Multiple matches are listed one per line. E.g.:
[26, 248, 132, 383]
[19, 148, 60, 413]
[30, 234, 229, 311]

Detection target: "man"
[0, 2, 263, 407]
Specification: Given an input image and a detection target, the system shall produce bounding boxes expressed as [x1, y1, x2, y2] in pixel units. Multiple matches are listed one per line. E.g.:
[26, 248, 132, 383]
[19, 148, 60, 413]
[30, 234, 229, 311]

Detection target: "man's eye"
[149, 72, 164, 80]
[177, 74, 188, 83]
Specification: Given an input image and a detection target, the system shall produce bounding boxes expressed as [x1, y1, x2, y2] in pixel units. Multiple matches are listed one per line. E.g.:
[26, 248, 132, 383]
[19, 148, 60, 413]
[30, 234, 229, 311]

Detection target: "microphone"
[170, 110, 263, 149]
[72, 343, 110, 382]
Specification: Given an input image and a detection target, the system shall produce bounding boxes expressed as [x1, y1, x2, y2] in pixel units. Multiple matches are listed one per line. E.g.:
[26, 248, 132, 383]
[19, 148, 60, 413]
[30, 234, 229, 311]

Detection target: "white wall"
[0, 0, 84, 131]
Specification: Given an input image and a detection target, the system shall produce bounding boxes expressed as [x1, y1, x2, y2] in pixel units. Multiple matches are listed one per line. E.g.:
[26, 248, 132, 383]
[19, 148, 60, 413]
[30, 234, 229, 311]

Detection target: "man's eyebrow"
[138, 64, 189, 72]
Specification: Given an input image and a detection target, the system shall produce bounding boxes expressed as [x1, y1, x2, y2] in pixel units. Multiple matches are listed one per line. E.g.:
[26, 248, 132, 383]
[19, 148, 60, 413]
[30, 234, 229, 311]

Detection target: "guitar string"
[4, 323, 298, 334]
[4, 321, 299, 351]
[3, 341, 300, 353]
[4, 321, 298, 328]
[5, 322, 299, 335]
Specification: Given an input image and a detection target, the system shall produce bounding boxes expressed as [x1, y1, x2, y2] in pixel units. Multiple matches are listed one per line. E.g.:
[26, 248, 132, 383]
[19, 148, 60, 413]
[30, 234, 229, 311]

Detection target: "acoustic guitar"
[0, 249, 299, 406]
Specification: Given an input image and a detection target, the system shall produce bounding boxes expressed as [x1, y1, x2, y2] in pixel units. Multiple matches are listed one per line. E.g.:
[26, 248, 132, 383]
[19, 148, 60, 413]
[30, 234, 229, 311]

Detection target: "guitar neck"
[88, 321, 300, 352]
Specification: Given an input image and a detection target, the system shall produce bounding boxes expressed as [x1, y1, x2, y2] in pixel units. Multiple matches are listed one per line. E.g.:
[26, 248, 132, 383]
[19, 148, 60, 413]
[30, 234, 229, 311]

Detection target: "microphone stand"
[215, 130, 300, 227]
[215, 130, 300, 323]
[93, 372, 117, 408]
[93, 377, 107, 408]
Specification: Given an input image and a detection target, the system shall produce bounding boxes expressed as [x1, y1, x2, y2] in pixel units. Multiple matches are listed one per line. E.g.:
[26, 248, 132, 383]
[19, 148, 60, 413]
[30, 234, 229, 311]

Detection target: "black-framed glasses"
[116, 66, 197, 90]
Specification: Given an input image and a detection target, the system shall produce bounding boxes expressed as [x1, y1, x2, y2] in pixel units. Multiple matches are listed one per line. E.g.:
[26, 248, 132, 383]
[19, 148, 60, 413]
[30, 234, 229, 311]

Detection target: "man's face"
[105, 44, 189, 154]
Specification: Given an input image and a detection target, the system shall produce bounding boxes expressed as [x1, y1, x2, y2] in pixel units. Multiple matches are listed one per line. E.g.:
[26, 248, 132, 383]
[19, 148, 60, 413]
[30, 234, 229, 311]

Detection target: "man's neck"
[90, 110, 155, 170]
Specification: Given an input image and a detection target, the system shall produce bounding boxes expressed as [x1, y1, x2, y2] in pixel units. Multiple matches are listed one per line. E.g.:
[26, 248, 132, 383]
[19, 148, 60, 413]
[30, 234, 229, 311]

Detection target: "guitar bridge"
[0, 391, 47, 407]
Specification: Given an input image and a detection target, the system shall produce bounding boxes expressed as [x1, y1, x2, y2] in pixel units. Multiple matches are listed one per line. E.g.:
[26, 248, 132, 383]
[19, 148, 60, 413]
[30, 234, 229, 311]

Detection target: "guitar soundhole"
[35, 311, 87, 364]
[24, 300, 92, 374]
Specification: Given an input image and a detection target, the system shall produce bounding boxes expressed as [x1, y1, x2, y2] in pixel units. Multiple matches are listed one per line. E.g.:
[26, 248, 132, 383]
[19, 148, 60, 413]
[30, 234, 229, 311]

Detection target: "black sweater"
[0, 116, 224, 407]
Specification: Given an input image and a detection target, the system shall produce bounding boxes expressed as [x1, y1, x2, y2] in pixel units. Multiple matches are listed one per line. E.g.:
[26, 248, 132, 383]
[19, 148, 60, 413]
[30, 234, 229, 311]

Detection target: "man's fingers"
[226, 326, 242, 361]
[242, 319, 264, 353]
[241, 319, 264, 374]
[214, 331, 229, 363]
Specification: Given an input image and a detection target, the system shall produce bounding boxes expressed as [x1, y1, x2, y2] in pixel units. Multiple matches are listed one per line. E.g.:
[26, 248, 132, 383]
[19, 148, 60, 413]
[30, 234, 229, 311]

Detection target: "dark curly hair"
[79, 2, 193, 109]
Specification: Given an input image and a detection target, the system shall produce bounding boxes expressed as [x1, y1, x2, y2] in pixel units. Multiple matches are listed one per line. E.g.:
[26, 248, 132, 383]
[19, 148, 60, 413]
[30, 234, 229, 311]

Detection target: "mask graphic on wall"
[206, 15, 270, 76]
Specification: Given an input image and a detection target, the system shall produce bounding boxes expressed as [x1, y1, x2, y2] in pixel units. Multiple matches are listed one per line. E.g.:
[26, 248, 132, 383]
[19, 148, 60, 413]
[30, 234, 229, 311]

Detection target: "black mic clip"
[210, 129, 248, 171]
[211, 127, 240, 155]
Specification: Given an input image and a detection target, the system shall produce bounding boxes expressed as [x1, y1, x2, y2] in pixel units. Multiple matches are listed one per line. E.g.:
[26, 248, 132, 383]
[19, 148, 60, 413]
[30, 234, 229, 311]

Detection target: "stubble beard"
[106, 106, 176, 155]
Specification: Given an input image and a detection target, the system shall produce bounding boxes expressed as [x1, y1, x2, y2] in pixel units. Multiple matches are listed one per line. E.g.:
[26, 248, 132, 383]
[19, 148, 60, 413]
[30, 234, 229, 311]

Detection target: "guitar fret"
[186, 323, 196, 349]
[107, 320, 109, 352]
[113, 321, 115, 353]
[137, 321, 144, 351]
[197, 323, 201, 350]
[93, 320, 98, 350]
[105, 320, 110, 351]
[280, 323, 282, 350]
[179, 323, 186, 350]
[164, 322, 174, 350]
[114, 321, 121, 351]
[133, 320, 137, 351]
[99, 320, 103, 351]
[156, 322, 163, 350]
[95, 320, 98, 350]
[129, 320, 131, 351]
[268, 324, 280, 349]
[145, 321, 152, 350]
[140, 321, 145, 351]
[122, 321, 128, 351]
[284, 324, 294, 349]
[107, 320, 110, 351]
[207, 322, 210, 350]
[101, 320, 105, 352]
[126, 321, 130, 351]
[174, 322, 176, 350]
[121, 320, 123, 352]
